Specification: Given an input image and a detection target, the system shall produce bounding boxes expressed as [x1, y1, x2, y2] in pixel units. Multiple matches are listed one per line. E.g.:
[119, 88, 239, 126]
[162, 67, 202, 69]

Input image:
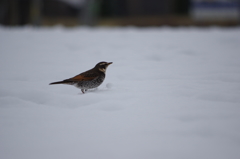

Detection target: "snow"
[0, 26, 240, 159]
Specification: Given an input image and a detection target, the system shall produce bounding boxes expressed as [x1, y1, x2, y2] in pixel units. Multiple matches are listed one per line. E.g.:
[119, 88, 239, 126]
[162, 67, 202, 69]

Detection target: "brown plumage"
[50, 62, 112, 93]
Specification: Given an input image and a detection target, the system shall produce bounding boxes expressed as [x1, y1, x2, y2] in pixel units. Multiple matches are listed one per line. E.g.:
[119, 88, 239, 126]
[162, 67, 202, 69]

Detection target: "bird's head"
[95, 61, 113, 73]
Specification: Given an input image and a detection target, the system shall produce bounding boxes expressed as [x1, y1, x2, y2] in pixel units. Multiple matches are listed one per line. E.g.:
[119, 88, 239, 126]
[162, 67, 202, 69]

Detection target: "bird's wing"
[66, 72, 99, 82]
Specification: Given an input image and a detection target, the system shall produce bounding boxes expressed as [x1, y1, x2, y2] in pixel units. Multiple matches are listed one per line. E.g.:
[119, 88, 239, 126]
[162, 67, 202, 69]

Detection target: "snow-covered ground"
[0, 26, 240, 159]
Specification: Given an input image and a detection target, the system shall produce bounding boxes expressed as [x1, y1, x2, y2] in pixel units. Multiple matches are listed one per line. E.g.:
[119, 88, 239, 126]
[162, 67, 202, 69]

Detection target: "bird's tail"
[49, 81, 67, 85]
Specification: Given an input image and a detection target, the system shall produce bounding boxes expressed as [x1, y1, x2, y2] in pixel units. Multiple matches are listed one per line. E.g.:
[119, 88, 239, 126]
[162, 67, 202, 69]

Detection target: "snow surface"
[0, 26, 240, 159]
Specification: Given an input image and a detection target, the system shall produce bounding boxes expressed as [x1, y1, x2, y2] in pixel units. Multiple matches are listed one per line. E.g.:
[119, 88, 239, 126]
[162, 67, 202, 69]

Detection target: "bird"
[49, 61, 112, 94]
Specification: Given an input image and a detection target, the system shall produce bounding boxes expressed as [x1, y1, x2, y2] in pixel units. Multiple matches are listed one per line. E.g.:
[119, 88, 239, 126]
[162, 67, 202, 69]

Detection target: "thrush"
[49, 62, 112, 93]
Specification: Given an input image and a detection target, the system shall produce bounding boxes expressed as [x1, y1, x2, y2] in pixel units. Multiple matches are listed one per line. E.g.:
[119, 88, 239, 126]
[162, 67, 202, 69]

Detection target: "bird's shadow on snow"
[78, 87, 111, 95]
[47, 86, 114, 109]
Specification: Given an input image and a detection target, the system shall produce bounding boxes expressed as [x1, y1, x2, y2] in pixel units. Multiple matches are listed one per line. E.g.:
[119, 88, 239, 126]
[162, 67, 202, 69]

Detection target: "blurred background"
[0, 0, 239, 27]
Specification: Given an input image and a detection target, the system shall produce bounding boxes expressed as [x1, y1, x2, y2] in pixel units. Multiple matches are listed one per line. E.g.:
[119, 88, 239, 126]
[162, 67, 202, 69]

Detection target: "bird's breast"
[75, 74, 105, 89]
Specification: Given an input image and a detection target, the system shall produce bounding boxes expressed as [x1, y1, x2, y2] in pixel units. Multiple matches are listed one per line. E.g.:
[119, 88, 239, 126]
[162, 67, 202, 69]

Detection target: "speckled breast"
[75, 74, 105, 89]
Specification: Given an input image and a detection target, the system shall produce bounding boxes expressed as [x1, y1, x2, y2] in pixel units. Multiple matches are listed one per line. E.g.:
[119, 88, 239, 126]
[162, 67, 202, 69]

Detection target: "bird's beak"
[107, 62, 113, 65]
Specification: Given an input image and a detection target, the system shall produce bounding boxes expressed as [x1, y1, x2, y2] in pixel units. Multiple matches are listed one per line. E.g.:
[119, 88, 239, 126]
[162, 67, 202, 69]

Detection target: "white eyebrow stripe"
[99, 68, 106, 72]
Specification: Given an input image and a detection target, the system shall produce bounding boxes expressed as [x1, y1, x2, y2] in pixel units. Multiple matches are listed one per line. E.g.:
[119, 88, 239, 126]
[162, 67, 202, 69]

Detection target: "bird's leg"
[81, 89, 85, 94]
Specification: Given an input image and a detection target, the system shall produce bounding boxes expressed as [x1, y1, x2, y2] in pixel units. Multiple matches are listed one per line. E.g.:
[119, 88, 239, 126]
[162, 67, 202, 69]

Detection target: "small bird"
[49, 62, 112, 94]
